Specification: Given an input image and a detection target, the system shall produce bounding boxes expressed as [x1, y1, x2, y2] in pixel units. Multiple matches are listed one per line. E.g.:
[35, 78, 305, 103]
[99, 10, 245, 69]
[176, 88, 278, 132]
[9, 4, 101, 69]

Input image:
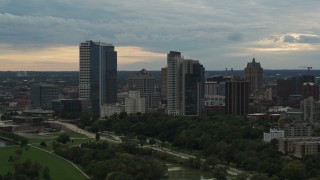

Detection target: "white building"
[263, 129, 284, 142]
[100, 104, 124, 118]
[269, 106, 292, 113]
[125, 91, 145, 114]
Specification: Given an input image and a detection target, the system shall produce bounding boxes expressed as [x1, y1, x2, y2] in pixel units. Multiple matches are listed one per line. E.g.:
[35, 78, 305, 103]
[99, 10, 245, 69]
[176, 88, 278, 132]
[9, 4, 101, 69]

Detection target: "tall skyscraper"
[225, 79, 249, 115]
[166, 51, 205, 116]
[79, 41, 117, 117]
[244, 58, 263, 93]
[167, 51, 183, 116]
[128, 69, 159, 112]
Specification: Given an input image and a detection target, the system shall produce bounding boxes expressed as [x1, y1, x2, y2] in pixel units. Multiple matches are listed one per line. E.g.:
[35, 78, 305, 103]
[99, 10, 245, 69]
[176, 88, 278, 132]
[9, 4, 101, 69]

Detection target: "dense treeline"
[85, 113, 320, 179]
[54, 141, 167, 180]
[0, 159, 50, 180]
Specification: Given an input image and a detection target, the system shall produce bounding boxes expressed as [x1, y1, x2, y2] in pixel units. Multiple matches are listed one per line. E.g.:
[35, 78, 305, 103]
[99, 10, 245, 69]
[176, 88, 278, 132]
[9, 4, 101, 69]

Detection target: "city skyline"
[1, 1, 320, 71]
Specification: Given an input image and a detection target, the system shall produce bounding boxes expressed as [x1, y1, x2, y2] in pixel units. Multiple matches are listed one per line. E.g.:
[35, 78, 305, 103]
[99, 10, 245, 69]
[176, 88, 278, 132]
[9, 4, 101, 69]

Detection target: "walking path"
[48, 121, 245, 177]
[47, 121, 120, 144]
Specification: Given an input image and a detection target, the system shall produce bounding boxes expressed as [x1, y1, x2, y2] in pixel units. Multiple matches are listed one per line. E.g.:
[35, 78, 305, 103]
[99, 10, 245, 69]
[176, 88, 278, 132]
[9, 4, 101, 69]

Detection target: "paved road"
[143, 145, 196, 159]
[47, 121, 121, 144]
[48, 121, 245, 177]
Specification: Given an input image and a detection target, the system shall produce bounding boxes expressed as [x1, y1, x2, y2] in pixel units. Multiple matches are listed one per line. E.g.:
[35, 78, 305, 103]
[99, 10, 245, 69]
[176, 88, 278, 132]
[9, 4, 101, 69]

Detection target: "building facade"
[205, 81, 219, 96]
[244, 58, 263, 93]
[100, 104, 124, 118]
[263, 129, 284, 142]
[284, 123, 312, 137]
[302, 97, 320, 124]
[31, 84, 59, 110]
[128, 69, 159, 112]
[161, 67, 167, 99]
[278, 137, 320, 158]
[225, 79, 249, 115]
[125, 91, 146, 114]
[79, 41, 117, 117]
[166, 51, 205, 116]
[51, 99, 82, 118]
[294, 141, 320, 158]
[302, 82, 319, 101]
[167, 51, 183, 116]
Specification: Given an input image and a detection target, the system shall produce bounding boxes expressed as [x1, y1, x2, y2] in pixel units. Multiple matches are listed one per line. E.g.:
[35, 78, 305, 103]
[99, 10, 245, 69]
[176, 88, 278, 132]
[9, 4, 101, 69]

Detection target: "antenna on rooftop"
[299, 66, 313, 75]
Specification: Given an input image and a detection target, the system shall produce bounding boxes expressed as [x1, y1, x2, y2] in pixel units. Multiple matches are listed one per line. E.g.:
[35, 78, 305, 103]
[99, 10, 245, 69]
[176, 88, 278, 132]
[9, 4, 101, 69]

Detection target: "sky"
[1, 0, 320, 71]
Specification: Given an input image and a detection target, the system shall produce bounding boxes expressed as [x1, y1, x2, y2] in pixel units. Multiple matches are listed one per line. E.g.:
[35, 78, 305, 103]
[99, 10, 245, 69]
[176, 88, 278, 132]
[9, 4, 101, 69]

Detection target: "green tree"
[42, 166, 51, 180]
[235, 172, 249, 180]
[96, 132, 100, 141]
[40, 141, 47, 147]
[149, 138, 156, 145]
[281, 161, 306, 180]
[56, 134, 70, 144]
[212, 166, 227, 180]
[251, 173, 269, 180]
[105, 171, 134, 180]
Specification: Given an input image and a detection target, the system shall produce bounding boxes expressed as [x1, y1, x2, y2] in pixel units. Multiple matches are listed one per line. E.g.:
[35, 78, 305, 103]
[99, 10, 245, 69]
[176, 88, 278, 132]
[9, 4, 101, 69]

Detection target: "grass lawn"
[0, 146, 88, 180]
[26, 130, 91, 144]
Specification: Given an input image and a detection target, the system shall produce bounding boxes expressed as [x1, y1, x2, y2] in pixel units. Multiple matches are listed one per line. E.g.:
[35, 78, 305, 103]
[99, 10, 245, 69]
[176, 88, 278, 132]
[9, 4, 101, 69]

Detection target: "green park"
[0, 130, 92, 180]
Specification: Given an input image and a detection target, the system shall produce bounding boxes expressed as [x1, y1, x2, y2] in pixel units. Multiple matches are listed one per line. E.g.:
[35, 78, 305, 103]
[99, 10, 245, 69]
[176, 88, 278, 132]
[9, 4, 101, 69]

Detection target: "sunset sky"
[1, 0, 320, 71]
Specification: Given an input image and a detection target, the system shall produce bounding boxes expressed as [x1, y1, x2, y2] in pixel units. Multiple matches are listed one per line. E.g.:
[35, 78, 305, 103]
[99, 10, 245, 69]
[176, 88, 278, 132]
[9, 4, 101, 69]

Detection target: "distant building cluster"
[2, 40, 320, 159]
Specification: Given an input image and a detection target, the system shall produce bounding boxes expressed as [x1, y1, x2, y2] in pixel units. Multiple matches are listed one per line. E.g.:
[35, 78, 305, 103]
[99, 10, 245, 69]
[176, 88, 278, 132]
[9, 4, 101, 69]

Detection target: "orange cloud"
[0, 44, 165, 71]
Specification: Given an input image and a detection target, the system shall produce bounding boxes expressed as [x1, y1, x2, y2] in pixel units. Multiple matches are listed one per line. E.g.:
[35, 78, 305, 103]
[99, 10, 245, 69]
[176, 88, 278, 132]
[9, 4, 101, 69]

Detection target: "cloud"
[1, 0, 320, 70]
[228, 33, 244, 42]
[0, 43, 166, 71]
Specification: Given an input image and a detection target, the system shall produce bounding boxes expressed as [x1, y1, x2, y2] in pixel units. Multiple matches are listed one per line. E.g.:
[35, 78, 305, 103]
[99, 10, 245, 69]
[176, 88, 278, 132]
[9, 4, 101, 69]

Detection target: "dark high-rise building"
[128, 69, 159, 111]
[166, 51, 205, 116]
[277, 79, 293, 102]
[52, 99, 82, 118]
[289, 75, 315, 95]
[244, 58, 263, 93]
[79, 41, 117, 117]
[302, 82, 319, 100]
[161, 67, 167, 99]
[225, 79, 249, 115]
[31, 83, 59, 110]
[182, 60, 205, 116]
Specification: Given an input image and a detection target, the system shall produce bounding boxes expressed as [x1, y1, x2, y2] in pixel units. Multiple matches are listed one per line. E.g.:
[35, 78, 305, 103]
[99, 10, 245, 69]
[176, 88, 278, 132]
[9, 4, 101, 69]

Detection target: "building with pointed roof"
[244, 58, 263, 93]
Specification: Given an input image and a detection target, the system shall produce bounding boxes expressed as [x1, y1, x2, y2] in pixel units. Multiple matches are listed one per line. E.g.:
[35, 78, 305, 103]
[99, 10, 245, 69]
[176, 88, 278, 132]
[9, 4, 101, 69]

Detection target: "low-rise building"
[263, 129, 284, 142]
[125, 91, 145, 114]
[278, 137, 320, 155]
[100, 104, 125, 118]
[294, 141, 320, 158]
[284, 123, 312, 137]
